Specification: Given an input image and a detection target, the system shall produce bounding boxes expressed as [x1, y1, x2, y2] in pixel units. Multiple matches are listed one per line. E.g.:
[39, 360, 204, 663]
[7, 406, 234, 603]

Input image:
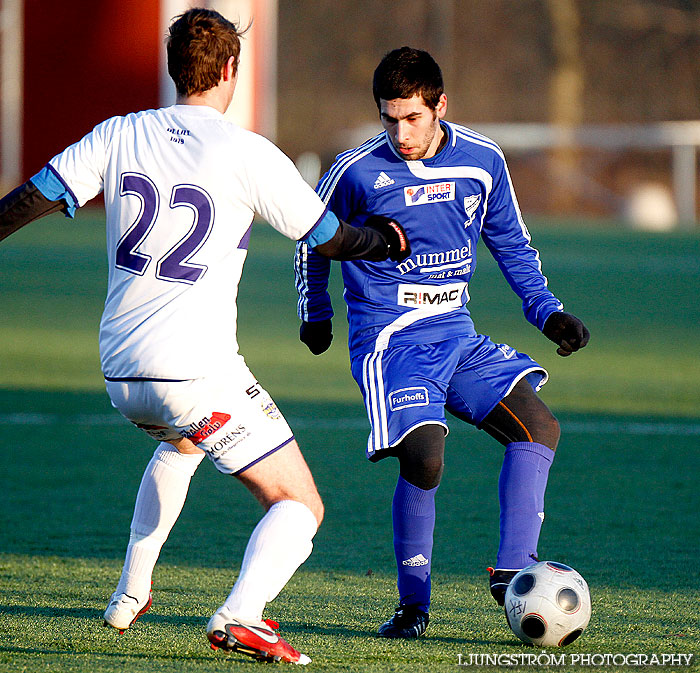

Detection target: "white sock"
[223, 500, 318, 622]
[115, 443, 204, 599]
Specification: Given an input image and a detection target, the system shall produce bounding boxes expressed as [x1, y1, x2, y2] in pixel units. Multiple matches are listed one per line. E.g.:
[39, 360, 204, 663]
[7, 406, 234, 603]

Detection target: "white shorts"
[105, 358, 294, 475]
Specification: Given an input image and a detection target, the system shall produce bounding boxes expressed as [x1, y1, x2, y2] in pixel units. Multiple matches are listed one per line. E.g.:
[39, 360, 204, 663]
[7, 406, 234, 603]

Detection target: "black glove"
[542, 312, 590, 357]
[364, 215, 411, 262]
[299, 319, 333, 355]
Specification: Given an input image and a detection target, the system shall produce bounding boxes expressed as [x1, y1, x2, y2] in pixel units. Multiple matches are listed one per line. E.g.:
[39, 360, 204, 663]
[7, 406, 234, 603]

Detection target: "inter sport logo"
[404, 181, 455, 206]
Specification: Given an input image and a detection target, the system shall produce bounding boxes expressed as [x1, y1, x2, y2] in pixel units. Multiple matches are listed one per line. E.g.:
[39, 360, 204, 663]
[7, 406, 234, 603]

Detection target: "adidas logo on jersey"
[402, 553, 429, 567]
[373, 172, 395, 189]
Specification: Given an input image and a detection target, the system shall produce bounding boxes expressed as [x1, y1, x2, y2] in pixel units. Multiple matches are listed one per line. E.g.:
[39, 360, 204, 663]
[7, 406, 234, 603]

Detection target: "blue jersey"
[295, 122, 563, 359]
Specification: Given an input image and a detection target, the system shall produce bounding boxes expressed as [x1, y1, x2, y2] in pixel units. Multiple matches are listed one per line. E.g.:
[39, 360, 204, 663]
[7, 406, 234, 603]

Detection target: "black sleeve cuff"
[0, 180, 67, 242]
[312, 219, 389, 261]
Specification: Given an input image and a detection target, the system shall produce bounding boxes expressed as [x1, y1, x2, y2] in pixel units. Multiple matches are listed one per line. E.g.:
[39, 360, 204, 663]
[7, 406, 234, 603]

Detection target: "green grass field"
[1, 210, 698, 672]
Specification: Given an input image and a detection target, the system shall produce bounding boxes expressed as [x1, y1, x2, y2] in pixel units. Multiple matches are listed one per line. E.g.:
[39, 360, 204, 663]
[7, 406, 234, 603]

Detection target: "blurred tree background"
[4, 0, 699, 223]
[277, 0, 700, 223]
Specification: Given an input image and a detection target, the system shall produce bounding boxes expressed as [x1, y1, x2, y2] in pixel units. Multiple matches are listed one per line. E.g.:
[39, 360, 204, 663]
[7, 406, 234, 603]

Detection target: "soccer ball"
[504, 561, 591, 647]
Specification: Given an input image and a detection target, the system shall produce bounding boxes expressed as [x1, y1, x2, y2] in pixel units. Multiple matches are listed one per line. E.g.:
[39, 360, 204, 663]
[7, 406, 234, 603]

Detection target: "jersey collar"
[169, 104, 226, 118]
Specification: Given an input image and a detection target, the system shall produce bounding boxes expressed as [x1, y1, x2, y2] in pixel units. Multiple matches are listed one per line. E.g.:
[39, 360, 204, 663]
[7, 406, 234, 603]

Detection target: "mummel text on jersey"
[296, 122, 564, 357]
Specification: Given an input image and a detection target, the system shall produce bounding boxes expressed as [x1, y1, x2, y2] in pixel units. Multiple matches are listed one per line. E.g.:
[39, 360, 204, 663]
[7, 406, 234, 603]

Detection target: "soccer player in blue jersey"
[295, 47, 590, 638]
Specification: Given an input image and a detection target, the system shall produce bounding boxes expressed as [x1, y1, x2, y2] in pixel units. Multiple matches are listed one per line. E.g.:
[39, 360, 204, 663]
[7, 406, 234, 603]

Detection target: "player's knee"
[400, 454, 443, 490]
[530, 411, 561, 451]
[264, 493, 323, 529]
[497, 381, 561, 451]
[396, 424, 445, 490]
[306, 492, 324, 527]
[273, 490, 324, 527]
[420, 459, 443, 490]
[285, 489, 325, 527]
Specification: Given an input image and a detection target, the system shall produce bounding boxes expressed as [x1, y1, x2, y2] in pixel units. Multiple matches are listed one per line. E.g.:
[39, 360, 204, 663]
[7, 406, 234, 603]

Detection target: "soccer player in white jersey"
[295, 47, 590, 639]
[0, 9, 409, 664]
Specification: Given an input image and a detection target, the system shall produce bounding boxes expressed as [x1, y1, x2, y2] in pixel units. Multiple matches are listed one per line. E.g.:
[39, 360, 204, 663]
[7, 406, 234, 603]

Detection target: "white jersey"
[43, 105, 326, 380]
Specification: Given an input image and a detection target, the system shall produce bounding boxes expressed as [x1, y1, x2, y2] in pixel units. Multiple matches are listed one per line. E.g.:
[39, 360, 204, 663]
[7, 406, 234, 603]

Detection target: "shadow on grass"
[0, 645, 217, 664]
[303, 623, 515, 647]
[1, 600, 523, 649]
[0, 603, 203, 628]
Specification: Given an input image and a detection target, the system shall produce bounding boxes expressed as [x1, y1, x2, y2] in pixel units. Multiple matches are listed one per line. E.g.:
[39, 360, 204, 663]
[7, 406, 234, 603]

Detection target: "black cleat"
[487, 567, 520, 606]
[377, 605, 429, 638]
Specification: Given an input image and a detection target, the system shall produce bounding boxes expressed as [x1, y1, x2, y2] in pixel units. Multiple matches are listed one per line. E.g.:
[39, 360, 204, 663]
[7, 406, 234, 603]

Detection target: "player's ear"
[222, 55, 237, 83]
[435, 93, 447, 119]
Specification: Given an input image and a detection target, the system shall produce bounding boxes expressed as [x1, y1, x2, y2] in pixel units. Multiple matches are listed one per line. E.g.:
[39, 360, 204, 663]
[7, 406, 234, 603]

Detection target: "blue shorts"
[350, 335, 548, 460]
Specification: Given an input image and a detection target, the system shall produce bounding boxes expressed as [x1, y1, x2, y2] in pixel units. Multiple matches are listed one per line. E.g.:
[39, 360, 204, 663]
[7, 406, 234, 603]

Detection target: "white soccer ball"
[504, 561, 591, 647]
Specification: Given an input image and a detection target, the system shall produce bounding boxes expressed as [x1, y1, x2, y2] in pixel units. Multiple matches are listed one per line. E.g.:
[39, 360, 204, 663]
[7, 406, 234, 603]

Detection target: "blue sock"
[392, 475, 437, 613]
[496, 442, 554, 569]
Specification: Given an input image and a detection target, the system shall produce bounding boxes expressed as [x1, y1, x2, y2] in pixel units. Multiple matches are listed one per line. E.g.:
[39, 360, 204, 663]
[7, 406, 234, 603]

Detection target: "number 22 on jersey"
[116, 172, 214, 284]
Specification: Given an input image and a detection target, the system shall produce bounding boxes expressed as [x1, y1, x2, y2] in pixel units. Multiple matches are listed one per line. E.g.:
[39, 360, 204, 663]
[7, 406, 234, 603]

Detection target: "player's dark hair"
[167, 8, 247, 97]
[373, 47, 444, 110]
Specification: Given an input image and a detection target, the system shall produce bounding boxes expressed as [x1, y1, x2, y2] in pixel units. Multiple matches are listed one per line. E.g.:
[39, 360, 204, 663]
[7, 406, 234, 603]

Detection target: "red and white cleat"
[103, 590, 153, 633]
[207, 607, 311, 665]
